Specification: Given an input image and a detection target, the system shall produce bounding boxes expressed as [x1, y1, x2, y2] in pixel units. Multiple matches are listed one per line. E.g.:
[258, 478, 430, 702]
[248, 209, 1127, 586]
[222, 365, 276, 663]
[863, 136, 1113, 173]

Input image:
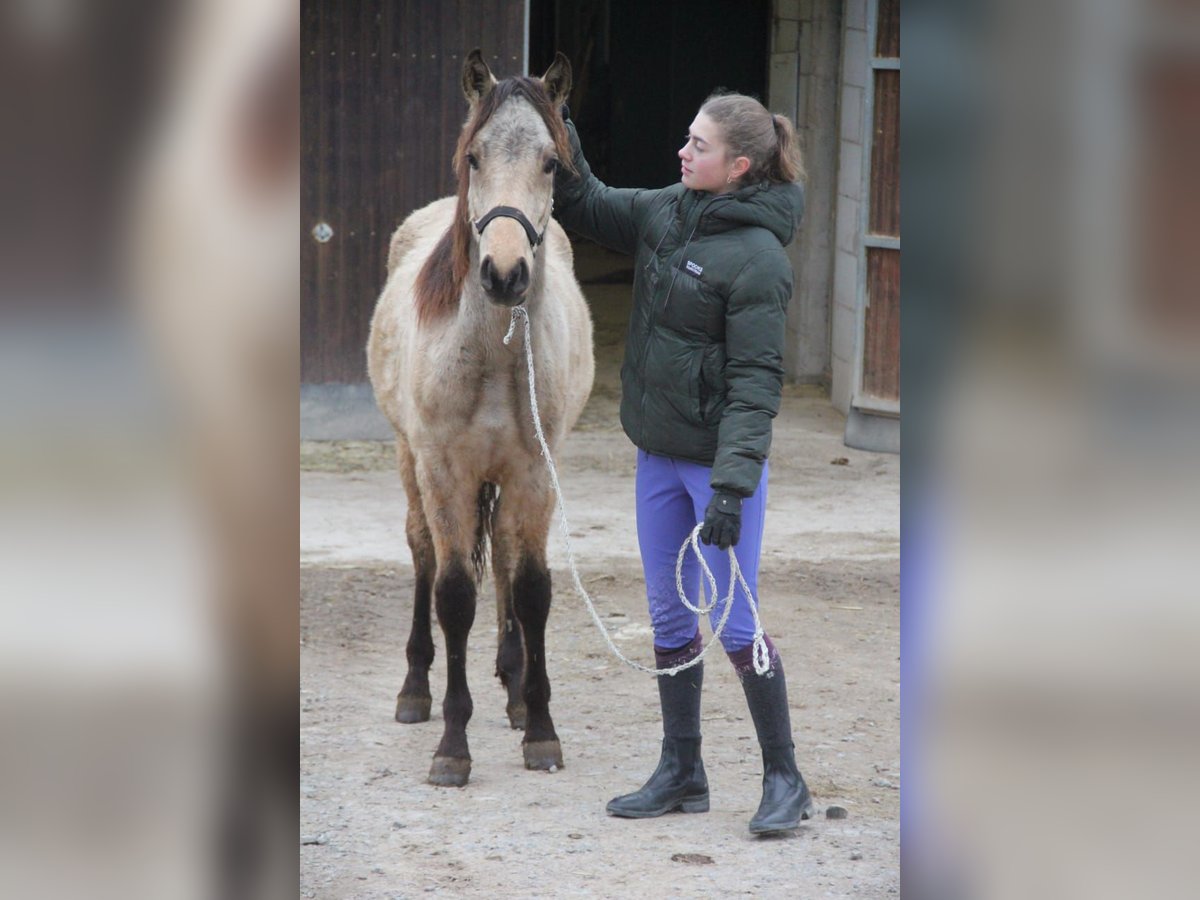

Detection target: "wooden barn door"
[301, 1, 527, 383]
[857, 0, 900, 411]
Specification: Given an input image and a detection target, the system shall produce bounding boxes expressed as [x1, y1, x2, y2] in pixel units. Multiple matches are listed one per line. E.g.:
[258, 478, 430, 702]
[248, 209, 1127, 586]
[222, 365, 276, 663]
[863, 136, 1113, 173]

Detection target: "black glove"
[700, 491, 742, 550]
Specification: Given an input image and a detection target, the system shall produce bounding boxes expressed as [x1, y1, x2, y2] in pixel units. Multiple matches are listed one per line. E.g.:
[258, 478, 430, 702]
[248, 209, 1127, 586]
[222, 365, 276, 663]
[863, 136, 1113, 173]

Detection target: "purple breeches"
[635, 449, 769, 652]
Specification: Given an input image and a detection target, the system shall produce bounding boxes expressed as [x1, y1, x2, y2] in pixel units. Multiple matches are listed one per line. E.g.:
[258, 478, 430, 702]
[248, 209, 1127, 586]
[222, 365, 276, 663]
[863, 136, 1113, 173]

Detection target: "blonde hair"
[700, 91, 804, 184]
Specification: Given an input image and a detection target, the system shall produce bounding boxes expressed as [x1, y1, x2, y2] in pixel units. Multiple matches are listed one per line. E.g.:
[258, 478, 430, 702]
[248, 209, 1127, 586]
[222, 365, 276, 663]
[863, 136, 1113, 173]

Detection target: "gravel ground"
[300, 244, 900, 898]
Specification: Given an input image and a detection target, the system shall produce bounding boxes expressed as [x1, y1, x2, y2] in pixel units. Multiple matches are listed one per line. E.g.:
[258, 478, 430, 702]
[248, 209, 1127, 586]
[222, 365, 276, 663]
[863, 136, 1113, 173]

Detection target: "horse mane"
[413, 76, 577, 325]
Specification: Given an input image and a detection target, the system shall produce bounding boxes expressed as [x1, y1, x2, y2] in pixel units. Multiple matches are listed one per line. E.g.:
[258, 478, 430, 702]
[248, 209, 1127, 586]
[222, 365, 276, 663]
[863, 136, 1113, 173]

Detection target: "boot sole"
[748, 798, 814, 835]
[606, 794, 710, 818]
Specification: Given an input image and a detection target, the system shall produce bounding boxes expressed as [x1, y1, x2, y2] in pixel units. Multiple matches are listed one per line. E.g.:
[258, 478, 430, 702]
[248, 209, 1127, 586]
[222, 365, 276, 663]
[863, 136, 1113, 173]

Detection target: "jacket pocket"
[697, 343, 728, 422]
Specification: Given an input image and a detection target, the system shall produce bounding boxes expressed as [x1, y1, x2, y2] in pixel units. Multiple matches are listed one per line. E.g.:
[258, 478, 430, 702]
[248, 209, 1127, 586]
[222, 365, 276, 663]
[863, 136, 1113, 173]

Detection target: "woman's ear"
[730, 156, 751, 180]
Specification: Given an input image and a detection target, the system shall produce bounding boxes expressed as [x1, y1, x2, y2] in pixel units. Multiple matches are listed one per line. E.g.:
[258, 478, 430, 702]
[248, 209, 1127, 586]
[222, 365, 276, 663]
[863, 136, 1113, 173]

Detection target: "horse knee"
[435, 559, 477, 638]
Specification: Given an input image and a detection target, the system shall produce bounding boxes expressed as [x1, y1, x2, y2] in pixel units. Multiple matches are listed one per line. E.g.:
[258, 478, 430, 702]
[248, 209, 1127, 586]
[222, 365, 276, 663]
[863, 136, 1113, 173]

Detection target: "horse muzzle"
[475, 205, 543, 305]
[479, 255, 530, 305]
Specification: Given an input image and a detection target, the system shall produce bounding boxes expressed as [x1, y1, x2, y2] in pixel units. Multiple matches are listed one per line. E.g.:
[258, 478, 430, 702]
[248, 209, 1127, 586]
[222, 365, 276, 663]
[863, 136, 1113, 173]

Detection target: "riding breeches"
[634, 449, 768, 652]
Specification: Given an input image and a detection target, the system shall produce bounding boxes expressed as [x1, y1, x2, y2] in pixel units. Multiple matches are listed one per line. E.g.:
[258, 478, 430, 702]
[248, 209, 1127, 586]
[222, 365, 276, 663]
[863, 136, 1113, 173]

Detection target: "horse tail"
[471, 482, 499, 584]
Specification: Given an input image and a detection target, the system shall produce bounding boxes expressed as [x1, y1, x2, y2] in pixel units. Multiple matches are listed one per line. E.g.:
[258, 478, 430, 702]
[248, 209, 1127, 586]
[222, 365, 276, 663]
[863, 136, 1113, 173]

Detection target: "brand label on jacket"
[685, 260, 703, 276]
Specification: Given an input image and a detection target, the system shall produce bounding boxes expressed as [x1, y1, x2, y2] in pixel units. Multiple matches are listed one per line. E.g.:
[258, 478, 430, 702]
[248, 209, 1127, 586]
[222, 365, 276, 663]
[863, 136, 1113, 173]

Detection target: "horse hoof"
[395, 695, 431, 724]
[428, 756, 471, 787]
[506, 702, 527, 731]
[523, 740, 564, 771]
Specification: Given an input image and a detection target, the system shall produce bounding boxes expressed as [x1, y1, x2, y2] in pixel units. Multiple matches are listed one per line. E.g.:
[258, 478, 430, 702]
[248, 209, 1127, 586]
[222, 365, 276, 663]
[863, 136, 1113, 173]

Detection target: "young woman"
[553, 92, 813, 835]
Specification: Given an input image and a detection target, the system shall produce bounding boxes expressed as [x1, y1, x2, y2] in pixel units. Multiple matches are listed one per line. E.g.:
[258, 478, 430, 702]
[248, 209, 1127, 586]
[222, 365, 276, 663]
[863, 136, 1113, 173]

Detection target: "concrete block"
[840, 83, 863, 144]
[774, 18, 800, 53]
[843, 27, 869, 88]
[768, 52, 798, 121]
[838, 140, 863, 201]
[845, 0, 867, 31]
[799, 44, 814, 78]
[831, 355, 853, 414]
[776, 0, 802, 20]
[836, 193, 859, 254]
[830, 289, 857, 364]
[301, 383, 393, 440]
[834, 249, 858, 306]
[795, 77, 810, 127]
[844, 408, 900, 454]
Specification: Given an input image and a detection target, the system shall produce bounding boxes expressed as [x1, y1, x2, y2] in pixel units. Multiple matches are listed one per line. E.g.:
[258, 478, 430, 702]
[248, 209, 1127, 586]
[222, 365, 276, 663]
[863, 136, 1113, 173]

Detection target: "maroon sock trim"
[654, 632, 703, 669]
[727, 634, 779, 677]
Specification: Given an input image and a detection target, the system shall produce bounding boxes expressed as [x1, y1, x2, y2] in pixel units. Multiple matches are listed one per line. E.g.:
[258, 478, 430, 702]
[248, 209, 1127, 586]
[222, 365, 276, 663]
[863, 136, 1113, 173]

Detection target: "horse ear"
[540, 51, 572, 109]
[462, 49, 496, 106]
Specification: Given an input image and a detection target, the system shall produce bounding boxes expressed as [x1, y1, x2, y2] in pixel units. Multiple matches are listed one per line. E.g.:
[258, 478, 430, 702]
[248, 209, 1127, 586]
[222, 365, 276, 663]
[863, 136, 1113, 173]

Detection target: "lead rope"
[504, 306, 770, 677]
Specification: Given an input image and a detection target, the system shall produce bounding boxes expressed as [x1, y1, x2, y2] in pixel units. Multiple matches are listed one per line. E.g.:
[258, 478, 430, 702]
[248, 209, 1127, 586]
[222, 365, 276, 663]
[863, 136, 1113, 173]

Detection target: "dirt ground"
[300, 245, 900, 898]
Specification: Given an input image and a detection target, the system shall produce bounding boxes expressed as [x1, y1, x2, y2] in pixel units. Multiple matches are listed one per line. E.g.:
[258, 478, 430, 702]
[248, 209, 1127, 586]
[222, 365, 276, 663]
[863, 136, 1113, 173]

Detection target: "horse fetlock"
[522, 739, 563, 771]
[428, 755, 472, 787]
[505, 699, 527, 731]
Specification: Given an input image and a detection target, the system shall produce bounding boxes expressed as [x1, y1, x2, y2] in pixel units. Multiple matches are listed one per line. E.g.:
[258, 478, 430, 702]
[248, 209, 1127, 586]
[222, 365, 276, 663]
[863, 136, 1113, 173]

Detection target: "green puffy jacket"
[554, 118, 804, 497]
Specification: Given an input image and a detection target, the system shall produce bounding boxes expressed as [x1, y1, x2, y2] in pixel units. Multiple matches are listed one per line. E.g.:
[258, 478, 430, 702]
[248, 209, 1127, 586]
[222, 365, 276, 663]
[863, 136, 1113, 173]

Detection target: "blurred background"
[1, 0, 1198, 897]
[0, 0, 296, 897]
[904, 0, 1200, 897]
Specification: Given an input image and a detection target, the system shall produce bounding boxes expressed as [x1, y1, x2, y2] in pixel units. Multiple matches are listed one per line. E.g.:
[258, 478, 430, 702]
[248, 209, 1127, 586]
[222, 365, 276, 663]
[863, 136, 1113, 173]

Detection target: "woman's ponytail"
[769, 114, 805, 183]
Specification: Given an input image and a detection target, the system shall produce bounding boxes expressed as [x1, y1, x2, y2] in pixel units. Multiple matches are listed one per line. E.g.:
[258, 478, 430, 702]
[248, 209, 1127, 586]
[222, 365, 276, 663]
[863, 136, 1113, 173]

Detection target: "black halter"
[474, 206, 545, 249]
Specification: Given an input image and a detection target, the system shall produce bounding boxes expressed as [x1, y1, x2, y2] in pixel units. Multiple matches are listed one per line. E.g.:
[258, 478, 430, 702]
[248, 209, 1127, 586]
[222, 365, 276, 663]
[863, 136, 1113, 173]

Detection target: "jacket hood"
[690, 181, 806, 246]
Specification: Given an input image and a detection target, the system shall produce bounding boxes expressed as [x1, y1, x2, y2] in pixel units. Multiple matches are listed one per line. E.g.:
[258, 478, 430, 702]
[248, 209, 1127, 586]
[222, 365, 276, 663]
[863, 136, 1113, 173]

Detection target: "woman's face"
[678, 112, 742, 194]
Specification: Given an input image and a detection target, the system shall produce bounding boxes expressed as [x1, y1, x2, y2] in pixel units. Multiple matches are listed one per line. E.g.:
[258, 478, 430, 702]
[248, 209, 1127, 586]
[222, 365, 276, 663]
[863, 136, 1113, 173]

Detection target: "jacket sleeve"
[710, 249, 793, 497]
[553, 117, 646, 256]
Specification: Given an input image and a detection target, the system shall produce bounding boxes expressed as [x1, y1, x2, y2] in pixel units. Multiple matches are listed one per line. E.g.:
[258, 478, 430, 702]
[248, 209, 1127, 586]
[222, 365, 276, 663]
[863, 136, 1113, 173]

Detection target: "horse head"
[457, 49, 572, 306]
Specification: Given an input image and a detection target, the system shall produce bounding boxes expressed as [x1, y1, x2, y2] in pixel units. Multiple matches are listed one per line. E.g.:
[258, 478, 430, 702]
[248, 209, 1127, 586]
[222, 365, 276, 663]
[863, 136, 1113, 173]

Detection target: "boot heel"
[680, 795, 710, 814]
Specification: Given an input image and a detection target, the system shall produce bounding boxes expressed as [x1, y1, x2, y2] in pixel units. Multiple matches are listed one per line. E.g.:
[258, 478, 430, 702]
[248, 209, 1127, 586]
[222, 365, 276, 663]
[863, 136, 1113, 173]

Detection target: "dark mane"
[413, 76, 576, 325]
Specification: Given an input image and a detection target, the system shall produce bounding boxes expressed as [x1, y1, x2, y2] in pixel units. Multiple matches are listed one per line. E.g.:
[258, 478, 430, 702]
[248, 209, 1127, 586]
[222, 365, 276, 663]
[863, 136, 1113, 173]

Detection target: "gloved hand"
[700, 491, 742, 550]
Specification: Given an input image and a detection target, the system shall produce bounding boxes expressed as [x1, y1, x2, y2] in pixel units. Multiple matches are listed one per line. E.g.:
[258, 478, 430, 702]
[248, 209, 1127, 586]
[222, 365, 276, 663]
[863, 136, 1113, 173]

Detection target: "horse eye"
[466, 153, 479, 170]
[543, 158, 558, 175]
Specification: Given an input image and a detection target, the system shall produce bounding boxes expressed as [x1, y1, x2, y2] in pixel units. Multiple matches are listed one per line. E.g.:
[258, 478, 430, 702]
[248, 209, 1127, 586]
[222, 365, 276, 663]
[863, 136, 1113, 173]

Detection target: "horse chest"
[473, 374, 521, 432]
[415, 356, 522, 425]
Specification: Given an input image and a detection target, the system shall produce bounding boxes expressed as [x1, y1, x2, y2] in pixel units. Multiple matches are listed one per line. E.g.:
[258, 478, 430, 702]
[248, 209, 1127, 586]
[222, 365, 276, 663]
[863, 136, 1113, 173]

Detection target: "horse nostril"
[507, 259, 530, 297]
[480, 256, 496, 292]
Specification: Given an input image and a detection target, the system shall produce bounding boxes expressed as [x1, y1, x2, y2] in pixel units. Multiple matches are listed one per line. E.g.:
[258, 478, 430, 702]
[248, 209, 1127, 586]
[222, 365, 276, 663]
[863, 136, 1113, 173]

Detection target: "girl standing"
[554, 91, 813, 835]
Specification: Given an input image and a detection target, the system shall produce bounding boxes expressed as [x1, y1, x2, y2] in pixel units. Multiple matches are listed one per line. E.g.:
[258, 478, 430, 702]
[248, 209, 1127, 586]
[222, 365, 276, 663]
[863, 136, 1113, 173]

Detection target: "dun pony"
[367, 50, 594, 786]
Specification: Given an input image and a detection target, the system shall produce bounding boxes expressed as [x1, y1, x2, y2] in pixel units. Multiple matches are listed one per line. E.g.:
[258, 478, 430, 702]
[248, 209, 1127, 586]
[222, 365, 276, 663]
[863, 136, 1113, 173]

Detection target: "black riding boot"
[606, 643, 708, 818]
[739, 653, 814, 835]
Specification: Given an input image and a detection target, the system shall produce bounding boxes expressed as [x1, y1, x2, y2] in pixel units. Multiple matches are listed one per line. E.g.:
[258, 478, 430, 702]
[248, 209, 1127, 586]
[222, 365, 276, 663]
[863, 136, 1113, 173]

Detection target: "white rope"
[504, 306, 770, 677]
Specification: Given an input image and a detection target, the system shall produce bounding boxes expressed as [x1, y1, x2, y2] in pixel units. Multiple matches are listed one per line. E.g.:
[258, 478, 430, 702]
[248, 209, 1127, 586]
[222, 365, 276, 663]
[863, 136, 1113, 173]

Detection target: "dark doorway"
[530, 0, 770, 190]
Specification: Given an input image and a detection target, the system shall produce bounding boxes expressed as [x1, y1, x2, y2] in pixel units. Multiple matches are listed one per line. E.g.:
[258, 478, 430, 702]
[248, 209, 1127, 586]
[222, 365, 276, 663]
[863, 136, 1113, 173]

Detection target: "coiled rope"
[504, 306, 769, 677]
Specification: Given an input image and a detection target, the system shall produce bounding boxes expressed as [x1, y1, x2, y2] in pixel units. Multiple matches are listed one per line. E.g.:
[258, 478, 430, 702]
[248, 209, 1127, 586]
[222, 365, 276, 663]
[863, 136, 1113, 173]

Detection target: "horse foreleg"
[491, 523, 526, 730]
[429, 556, 476, 786]
[504, 490, 562, 771]
[420, 466, 480, 787]
[396, 439, 435, 724]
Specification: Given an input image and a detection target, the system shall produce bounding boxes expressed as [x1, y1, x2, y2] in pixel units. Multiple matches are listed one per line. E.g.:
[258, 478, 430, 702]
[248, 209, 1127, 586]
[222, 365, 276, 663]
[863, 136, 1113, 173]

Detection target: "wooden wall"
[301, 1, 526, 383]
[861, 0, 900, 403]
